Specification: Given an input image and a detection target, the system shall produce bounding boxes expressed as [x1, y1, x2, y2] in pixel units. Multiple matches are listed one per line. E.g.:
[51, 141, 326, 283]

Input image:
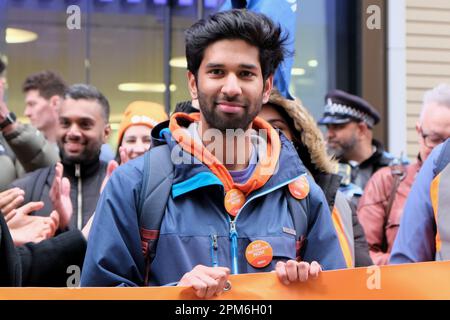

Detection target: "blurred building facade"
[404, 0, 450, 159]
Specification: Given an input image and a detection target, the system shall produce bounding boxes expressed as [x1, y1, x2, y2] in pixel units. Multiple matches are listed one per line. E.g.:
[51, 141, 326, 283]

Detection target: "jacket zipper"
[75, 164, 83, 230]
[225, 174, 306, 275]
[210, 234, 219, 268]
[228, 219, 239, 275]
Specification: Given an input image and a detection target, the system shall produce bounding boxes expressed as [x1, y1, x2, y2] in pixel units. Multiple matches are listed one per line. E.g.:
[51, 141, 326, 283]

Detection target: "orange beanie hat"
[117, 101, 168, 145]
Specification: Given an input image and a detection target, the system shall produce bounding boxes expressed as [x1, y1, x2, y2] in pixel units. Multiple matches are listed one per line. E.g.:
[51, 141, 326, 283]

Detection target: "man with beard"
[22, 71, 114, 163]
[318, 90, 394, 204]
[81, 9, 346, 297]
[10, 84, 110, 232]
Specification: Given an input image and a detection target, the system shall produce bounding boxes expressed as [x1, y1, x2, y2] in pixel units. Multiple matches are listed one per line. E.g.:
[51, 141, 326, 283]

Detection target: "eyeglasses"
[420, 128, 448, 149]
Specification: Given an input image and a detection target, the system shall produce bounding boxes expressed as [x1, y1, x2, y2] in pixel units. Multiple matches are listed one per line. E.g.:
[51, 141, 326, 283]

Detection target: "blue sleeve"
[389, 144, 443, 264]
[99, 143, 115, 162]
[80, 158, 146, 287]
[302, 176, 347, 270]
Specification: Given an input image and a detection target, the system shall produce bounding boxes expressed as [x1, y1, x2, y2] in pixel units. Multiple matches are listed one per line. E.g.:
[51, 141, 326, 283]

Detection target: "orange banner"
[1, 261, 450, 300]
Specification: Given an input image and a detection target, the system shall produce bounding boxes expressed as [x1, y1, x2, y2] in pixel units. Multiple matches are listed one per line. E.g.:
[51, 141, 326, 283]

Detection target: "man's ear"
[262, 75, 274, 104]
[415, 122, 421, 135]
[357, 122, 371, 136]
[187, 71, 198, 100]
[103, 124, 111, 143]
[49, 95, 62, 111]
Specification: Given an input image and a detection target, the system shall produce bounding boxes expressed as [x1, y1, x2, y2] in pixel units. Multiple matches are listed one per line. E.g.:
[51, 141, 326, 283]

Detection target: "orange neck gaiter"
[169, 112, 281, 197]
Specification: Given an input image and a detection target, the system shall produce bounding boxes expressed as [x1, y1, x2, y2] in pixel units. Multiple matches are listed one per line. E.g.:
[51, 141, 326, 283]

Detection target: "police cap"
[317, 89, 380, 128]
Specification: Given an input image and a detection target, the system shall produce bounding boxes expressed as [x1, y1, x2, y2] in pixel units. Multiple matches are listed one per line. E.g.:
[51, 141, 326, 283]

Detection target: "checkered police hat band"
[324, 99, 375, 127]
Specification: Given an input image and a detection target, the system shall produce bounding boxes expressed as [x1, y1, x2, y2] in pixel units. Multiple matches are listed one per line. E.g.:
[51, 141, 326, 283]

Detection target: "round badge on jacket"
[245, 240, 273, 268]
[288, 175, 310, 200]
[224, 188, 245, 216]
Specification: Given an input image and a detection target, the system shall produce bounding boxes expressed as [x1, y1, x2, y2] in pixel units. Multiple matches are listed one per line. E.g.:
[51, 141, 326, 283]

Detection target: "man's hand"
[177, 265, 230, 299]
[275, 260, 322, 285]
[49, 162, 72, 229]
[7, 201, 59, 246]
[0, 187, 25, 221]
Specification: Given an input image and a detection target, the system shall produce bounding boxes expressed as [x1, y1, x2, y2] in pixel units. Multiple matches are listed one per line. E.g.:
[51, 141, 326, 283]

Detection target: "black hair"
[185, 9, 289, 81]
[173, 101, 198, 114]
[65, 84, 110, 122]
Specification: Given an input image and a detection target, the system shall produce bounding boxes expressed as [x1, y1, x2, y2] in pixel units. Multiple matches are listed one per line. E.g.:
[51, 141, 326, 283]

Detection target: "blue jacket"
[390, 142, 446, 263]
[81, 117, 346, 287]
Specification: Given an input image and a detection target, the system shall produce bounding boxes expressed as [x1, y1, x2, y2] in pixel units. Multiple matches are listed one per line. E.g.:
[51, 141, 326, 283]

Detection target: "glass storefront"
[0, 0, 339, 149]
[292, 0, 331, 121]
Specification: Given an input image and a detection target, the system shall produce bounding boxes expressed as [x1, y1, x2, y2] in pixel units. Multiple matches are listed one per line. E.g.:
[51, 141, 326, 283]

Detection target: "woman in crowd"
[115, 101, 168, 164]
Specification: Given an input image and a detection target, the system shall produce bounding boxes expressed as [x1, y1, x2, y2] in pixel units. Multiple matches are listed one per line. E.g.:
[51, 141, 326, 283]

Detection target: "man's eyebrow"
[205, 63, 225, 68]
[79, 117, 96, 122]
[428, 131, 446, 138]
[421, 127, 437, 134]
[239, 63, 257, 70]
[205, 63, 258, 69]
[59, 116, 95, 122]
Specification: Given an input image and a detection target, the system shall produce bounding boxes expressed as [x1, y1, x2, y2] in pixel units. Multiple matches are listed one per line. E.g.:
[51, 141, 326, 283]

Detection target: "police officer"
[318, 89, 394, 204]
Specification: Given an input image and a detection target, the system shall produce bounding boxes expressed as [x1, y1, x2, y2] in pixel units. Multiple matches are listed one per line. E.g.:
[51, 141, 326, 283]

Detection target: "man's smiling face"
[57, 98, 109, 164]
[188, 39, 272, 132]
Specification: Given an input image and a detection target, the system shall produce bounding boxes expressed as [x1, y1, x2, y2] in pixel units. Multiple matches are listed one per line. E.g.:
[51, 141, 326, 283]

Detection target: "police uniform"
[318, 90, 394, 204]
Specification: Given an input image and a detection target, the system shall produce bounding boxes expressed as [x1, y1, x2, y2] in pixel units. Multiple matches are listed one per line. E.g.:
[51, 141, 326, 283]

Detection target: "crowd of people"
[1, 9, 450, 298]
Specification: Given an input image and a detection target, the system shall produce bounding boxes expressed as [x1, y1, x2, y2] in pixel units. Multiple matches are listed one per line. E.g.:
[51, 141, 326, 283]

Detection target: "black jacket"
[11, 157, 107, 230]
[0, 212, 86, 286]
[315, 172, 373, 267]
[343, 139, 394, 191]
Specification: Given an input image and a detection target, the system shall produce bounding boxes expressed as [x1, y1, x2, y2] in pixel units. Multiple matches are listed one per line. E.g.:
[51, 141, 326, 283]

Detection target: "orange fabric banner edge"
[1, 261, 449, 300]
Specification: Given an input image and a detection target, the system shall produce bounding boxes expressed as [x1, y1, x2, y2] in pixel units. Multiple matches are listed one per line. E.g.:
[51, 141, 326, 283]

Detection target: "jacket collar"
[358, 139, 392, 168]
[153, 112, 306, 198]
[60, 153, 103, 178]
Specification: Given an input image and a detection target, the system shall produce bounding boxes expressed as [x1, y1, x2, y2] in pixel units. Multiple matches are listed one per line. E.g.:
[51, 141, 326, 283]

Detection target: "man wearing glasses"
[358, 83, 450, 265]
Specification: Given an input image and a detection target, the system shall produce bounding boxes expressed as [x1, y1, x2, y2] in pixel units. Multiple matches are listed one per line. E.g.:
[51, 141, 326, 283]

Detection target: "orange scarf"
[169, 112, 281, 197]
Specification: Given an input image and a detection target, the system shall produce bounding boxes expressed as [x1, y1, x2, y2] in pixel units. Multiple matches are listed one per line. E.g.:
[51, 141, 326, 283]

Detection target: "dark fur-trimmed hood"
[267, 89, 336, 174]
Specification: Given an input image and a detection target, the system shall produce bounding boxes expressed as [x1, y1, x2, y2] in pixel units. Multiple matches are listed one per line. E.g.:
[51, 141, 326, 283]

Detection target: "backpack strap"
[435, 140, 450, 176]
[284, 186, 309, 261]
[385, 160, 407, 222]
[137, 144, 174, 285]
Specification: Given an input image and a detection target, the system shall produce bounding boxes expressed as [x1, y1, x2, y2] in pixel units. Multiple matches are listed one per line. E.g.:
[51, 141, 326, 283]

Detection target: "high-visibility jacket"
[331, 191, 355, 268]
[431, 162, 450, 261]
[390, 139, 450, 263]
